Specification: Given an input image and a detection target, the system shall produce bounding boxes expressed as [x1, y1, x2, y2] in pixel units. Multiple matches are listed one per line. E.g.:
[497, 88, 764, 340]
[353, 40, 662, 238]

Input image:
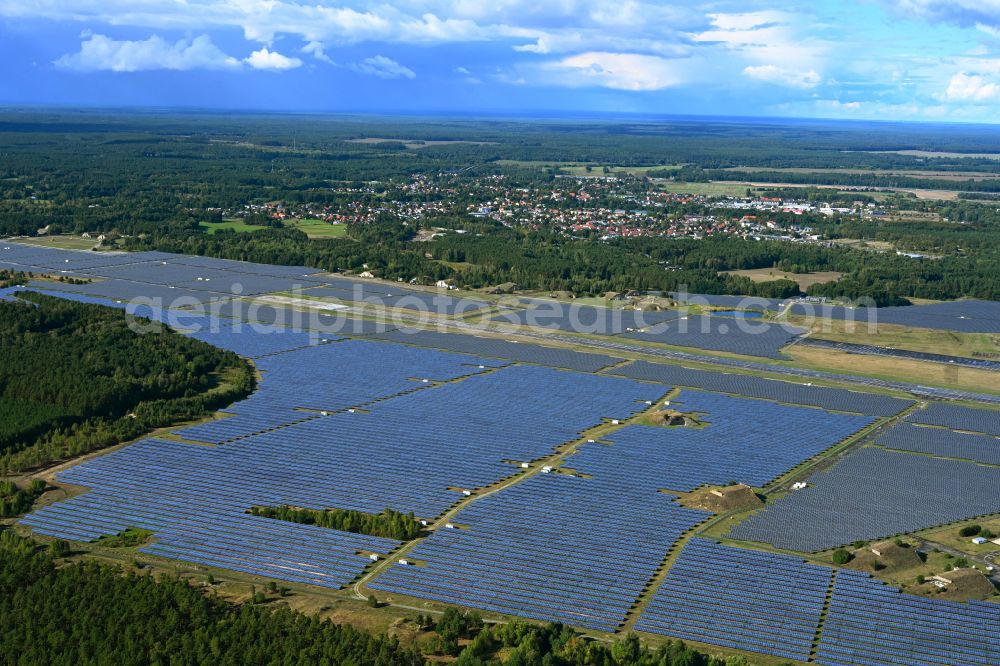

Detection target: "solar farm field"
[8, 240, 1000, 666]
[493, 305, 807, 359]
[787, 300, 1000, 334]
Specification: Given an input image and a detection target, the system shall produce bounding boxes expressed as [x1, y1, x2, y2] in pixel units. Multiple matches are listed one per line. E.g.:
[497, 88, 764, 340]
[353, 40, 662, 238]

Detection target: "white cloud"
[244, 47, 302, 71]
[744, 64, 822, 89]
[55, 33, 240, 72]
[302, 41, 336, 65]
[542, 52, 683, 91]
[0, 1, 698, 56]
[352, 55, 415, 79]
[943, 71, 1000, 100]
[694, 11, 828, 83]
[707, 10, 787, 32]
[880, 1, 1000, 28]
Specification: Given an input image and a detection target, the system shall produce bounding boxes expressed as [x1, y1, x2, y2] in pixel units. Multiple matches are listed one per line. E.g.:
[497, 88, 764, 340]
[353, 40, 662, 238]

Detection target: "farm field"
[14, 234, 101, 250]
[724, 268, 843, 290]
[198, 219, 269, 234]
[790, 316, 1000, 359]
[784, 345, 1000, 394]
[285, 218, 350, 238]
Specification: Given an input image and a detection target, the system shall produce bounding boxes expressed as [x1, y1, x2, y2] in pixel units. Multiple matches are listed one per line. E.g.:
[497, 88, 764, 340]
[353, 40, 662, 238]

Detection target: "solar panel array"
[789, 300, 1000, 334]
[20, 438, 399, 589]
[165, 254, 323, 279]
[906, 402, 1000, 436]
[304, 283, 490, 315]
[635, 538, 833, 662]
[77, 260, 325, 297]
[370, 472, 709, 632]
[33, 277, 230, 306]
[366, 328, 624, 372]
[187, 322, 333, 359]
[731, 447, 1000, 551]
[619, 316, 806, 359]
[176, 339, 503, 444]
[611, 361, 913, 416]
[0, 243, 172, 272]
[23, 358, 662, 584]
[668, 292, 786, 311]
[492, 307, 682, 335]
[816, 568, 1000, 666]
[877, 423, 1000, 465]
[2, 242, 488, 321]
[798, 337, 1000, 371]
[0, 286, 26, 301]
[569, 390, 873, 492]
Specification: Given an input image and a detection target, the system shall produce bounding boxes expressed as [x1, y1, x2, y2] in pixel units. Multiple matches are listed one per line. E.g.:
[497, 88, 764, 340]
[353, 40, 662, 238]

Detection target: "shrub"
[960, 525, 982, 537]
[832, 548, 853, 565]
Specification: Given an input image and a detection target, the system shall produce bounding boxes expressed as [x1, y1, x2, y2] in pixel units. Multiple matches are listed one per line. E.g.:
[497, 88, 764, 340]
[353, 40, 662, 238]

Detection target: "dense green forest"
[0, 292, 254, 474]
[0, 530, 755, 666]
[250, 506, 424, 540]
[2, 112, 1000, 302]
[0, 479, 46, 518]
[124, 220, 1000, 304]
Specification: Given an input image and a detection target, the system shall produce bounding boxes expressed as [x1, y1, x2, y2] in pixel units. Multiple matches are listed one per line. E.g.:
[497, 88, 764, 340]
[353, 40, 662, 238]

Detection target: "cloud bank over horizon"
[3, 0, 1000, 122]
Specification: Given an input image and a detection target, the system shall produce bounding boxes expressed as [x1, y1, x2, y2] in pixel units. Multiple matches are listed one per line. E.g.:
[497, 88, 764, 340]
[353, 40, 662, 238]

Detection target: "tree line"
[250, 506, 424, 541]
[0, 530, 761, 666]
[0, 292, 254, 474]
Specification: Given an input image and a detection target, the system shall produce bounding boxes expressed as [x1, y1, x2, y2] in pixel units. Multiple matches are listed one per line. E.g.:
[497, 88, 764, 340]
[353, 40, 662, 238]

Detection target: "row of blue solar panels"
[77, 260, 327, 296]
[906, 402, 1000, 437]
[730, 447, 1000, 551]
[668, 292, 787, 311]
[176, 338, 504, 443]
[618, 316, 806, 359]
[31, 277, 231, 307]
[636, 538, 833, 662]
[815, 568, 1000, 666]
[163, 254, 324, 279]
[206, 364, 663, 517]
[365, 328, 624, 373]
[876, 423, 1000, 465]
[0, 242, 174, 271]
[187, 321, 334, 358]
[23, 360, 663, 593]
[610, 361, 913, 416]
[788, 300, 1000, 334]
[492, 306, 682, 335]
[15, 287, 223, 336]
[568, 390, 873, 492]
[20, 438, 397, 589]
[370, 473, 709, 632]
[304, 284, 491, 316]
[0, 286, 27, 301]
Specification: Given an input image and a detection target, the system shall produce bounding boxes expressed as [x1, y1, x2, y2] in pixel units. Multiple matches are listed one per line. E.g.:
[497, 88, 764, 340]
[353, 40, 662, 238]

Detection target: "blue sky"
[2, 1, 1000, 122]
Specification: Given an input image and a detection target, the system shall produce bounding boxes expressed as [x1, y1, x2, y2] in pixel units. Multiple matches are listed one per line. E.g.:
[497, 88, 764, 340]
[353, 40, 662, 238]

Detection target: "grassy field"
[722, 166, 1000, 180]
[494, 160, 677, 178]
[346, 137, 496, 149]
[725, 268, 843, 290]
[792, 317, 1000, 359]
[285, 218, 349, 239]
[198, 220, 268, 234]
[656, 181, 755, 196]
[199, 219, 349, 239]
[920, 517, 1000, 557]
[15, 235, 99, 250]
[785, 345, 1000, 394]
